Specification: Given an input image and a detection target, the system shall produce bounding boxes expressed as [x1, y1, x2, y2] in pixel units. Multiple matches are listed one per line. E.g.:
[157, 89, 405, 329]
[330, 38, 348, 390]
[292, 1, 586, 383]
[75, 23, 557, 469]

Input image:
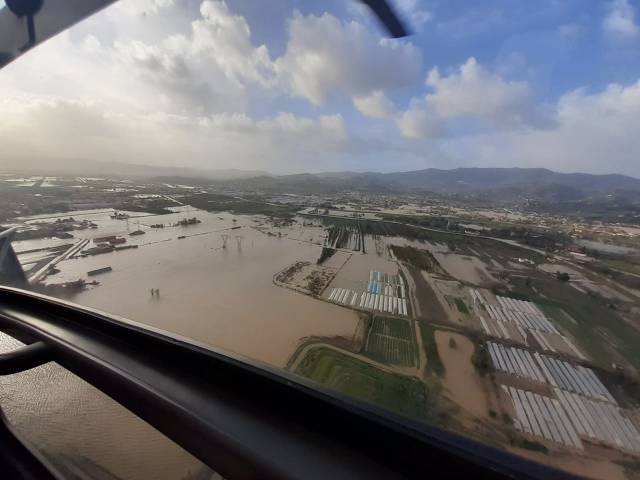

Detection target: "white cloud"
[0, 0, 272, 116]
[108, 0, 277, 114]
[444, 80, 640, 176]
[115, 0, 175, 16]
[425, 57, 534, 123]
[0, 1, 365, 172]
[353, 90, 395, 118]
[397, 57, 549, 139]
[173, 0, 276, 87]
[557, 23, 583, 40]
[395, 0, 432, 31]
[275, 12, 422, 105]
[603, 0, 639, 40]
[4, 0, 639, 177]
[0, 96, 348, 172]
[397, 104, 445, 139]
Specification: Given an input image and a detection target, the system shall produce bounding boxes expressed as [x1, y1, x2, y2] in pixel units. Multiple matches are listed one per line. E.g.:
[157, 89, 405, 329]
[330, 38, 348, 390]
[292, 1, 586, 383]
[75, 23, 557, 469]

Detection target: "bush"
[472, 343, 492, 376]
[510, 436, 549, 454]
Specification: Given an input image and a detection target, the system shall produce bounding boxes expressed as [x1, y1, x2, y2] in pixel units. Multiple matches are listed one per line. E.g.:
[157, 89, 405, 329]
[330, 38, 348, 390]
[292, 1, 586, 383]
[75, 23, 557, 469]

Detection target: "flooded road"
[2, 208, 360, 478]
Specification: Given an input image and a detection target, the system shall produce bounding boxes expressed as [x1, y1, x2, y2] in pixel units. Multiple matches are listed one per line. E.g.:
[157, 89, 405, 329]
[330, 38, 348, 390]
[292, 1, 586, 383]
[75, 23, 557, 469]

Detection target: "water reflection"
[0, 333, 214, 479]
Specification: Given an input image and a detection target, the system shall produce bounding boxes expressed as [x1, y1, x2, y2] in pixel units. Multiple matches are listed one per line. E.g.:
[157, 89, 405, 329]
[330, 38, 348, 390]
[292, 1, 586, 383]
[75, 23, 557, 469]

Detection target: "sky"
[1, 0, 640, 176]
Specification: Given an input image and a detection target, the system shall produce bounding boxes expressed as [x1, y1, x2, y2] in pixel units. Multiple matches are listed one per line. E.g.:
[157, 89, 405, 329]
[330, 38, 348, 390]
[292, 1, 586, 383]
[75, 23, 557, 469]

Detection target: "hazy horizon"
[3, 158, 640, 180]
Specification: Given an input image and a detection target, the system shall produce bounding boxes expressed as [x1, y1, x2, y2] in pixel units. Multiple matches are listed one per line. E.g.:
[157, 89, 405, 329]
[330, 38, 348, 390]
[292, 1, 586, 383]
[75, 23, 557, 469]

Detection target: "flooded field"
[31, 208, 361, 367]
[1, 208, 363, 479]
[435, 331, 490, 419]
[381, 236, 450, 253]
[433, 253, 497, 286]
[5, 205, 639, 480]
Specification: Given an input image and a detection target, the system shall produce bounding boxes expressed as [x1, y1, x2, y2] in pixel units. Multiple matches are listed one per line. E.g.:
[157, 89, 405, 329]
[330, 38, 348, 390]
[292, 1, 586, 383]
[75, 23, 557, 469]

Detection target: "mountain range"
[5, 159, 640, 205]
[178, 168, 640, 199]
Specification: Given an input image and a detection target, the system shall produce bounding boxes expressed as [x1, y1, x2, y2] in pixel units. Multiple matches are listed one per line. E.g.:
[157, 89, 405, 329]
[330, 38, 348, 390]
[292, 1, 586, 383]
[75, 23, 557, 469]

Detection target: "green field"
[364, 316, 418, 366]
[294, 347, 427, 419]
[454, 298, 469, 314]
[184, 193, 299, 218]
[605, 259, 640, 276]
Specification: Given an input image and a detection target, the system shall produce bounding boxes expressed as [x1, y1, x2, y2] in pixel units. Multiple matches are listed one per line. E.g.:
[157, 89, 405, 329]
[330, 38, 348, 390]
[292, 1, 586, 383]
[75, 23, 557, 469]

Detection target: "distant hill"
[203, 167, 640, 221]
[380, 168, 640, 193]
[213, 167, 640, 197]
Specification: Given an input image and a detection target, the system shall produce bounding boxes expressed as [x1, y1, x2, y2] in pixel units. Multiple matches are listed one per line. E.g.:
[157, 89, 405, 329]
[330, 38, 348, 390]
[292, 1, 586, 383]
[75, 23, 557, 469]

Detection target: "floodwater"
[435, 331, 490, 419]
[42, 208, 360, 367]
[0, 334, 211, 480]
[2, 207, 361, 478]
[433, 253, 497, 286]
[576, 239, 639, 255]
[381, 236, 450, 253]
[13, 238, 72, 252]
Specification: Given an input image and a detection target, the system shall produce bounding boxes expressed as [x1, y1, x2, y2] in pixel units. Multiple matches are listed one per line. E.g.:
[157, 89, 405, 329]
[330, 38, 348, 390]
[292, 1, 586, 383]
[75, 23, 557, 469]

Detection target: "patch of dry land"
[275, 260, 336, 296]
[402, 266, 448, 322]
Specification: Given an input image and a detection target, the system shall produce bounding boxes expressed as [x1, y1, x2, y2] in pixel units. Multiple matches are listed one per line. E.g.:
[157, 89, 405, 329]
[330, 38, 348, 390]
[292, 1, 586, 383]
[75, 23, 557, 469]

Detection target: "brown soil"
[275, 261, 336, 296]
[405, 265, 448, 323]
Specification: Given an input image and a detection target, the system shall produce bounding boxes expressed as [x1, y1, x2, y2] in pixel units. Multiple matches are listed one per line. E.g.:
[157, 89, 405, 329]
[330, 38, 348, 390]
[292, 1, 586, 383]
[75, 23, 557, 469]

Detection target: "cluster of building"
[472, 290, 640, 454]
[326, 271, 408, 317]
[502, 381, 640, 453]
[502, 385, 583, 449]
[472, 290, 584, 359]
[327, 288, 358, 306]
[489, 343, 614, 403]
[359, 271, 407, 316]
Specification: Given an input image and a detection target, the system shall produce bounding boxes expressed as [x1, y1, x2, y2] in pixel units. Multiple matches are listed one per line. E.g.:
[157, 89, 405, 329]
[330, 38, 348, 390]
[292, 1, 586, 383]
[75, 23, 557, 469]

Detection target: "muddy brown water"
[433, 253, 497, 286]
[435, 331, 490, 419]
[2, 209, 360, 479]
[43, 209, 360, 367]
